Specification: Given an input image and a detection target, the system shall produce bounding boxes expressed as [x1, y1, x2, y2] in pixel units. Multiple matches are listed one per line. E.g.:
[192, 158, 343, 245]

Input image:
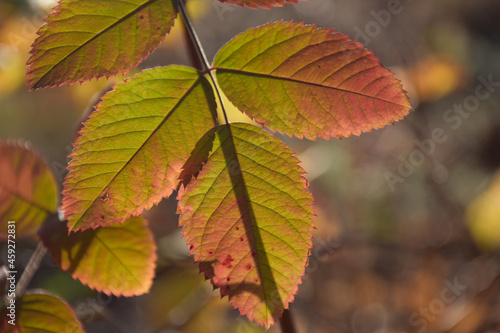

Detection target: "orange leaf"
[213, 21, 411, 140]
[62, 66, 216, 232]
[1, 291, 84, 333]
[178, 123, 314, 328]
[40, 215, 157, 296]
[0, 141, 58, 240]
[27, 0, 177, 89]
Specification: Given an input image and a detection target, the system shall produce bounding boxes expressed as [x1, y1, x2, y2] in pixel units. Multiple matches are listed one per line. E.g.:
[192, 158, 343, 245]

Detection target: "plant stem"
[179, 3, 297, 332]
[280, 309, 297, 333]
[15, 241, 47, 298]
[178, 0, 230, 125]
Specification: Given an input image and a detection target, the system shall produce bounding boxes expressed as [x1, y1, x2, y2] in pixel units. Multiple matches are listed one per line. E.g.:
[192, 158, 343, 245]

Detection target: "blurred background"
[1, 0, 500, 332]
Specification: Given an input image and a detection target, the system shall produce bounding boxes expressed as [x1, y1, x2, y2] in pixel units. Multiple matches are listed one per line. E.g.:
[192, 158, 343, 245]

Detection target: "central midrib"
[213, 67, 410, 108]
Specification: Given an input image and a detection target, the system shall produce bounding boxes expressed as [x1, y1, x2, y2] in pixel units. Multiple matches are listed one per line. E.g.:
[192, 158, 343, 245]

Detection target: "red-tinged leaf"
[213, 21, 411, 140]
[1, 291, 84, 333]
[0, 142, 58, 240]
[39, 215, 156, 296]
[216, 0, 299, 9]
[27, 0, 177, 89]
[62, 65, 216, 232]
[177, 123, 314, 328]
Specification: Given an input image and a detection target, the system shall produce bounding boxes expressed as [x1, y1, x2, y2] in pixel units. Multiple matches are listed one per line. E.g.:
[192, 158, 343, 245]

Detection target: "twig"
[178, 0, 230, 125]
[280, 309, 297, 333]
[15, 241, 47, 298]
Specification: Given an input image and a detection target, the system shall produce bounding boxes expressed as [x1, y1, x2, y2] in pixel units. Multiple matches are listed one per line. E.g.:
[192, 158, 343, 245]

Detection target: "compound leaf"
[27, 0, 177, 89]
[40, 215, 156, 296]
[216, 0, 299, 9]
[0, 142, 58, 240]
[213, 21, 411, 140]
[178, 123, 314, 328]
[62, 65, 216, 232]
[1, 292, 84, 333]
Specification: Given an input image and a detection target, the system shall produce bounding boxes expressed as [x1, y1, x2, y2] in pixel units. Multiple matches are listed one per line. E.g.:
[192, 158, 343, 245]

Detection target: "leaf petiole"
[178, 0, 230, 126]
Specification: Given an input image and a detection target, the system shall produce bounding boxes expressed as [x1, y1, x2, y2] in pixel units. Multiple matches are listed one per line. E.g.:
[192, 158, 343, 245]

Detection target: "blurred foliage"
[467, 172, 500, 252]
[1, 0, 500, 332]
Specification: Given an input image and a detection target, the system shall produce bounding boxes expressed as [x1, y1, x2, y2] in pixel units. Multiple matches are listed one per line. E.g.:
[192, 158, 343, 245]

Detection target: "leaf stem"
[15, 241, 47, 298]
[280, 309, 298, 333]
[178, 0, 230, 125]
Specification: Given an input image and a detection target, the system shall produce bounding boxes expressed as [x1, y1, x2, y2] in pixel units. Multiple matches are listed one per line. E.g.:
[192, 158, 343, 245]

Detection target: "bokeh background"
[1, 0, 500, 332]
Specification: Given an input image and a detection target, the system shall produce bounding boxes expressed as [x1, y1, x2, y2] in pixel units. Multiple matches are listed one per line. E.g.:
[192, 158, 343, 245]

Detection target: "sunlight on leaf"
[27, 0, 178, 89]
[178, 123, 314, 328]
[62, 65, 217, 232]
[40, 215, 156, 296]
[0, 141, 58, 240]
[213, 21, 411, 140]
[1, 291, 84, 333]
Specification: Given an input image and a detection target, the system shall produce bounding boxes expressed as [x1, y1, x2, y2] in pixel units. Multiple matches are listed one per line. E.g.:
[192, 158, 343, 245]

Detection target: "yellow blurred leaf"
[160, 0, 211, 49]
[466, 172, 500, 251]
[0, 14, 43, 94]
[410, 56, 464, 102]
[0, 45, 25, 95]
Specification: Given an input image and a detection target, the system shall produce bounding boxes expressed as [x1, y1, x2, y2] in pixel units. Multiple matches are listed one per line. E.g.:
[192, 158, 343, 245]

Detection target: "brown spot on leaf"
[222, 255, 233, 268]
[227, 277, 231, 282]
[246, 264, 252, 270]
[239, 237, 244, 242]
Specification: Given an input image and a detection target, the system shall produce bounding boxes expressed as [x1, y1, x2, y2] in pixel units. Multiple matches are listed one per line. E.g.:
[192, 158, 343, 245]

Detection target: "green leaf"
[213, 21, 411, 140]
[27, 0, 177, 89]
[62, 65, 217, 232]
[0, 141, 58, 240]
[178, 123, 314, 328]
[39, 215, 156, 296]
[1, 291, 84, 333]
[215, 0, 299, 9]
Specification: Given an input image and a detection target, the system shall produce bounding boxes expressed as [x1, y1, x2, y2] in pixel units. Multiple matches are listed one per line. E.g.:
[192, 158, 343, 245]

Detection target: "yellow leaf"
[466, 172, 500, 251]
